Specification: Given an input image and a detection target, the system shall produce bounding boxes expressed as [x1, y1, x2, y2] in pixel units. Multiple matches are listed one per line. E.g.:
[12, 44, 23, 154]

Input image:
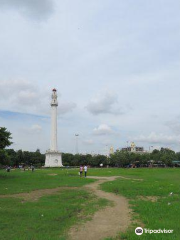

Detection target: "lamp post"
[151, 146, 153, 152]
[106, 144, 109, 156]
[75, 134, 79, 154]
[149, 146, 153, 153]
[127, 141, 129, 151]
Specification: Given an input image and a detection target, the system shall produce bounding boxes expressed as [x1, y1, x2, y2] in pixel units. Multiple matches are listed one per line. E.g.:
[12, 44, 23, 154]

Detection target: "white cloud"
[0, 79, 39, 111]
[93, 124, 114, 136]
[18, 124, 42, 135]
[166, 120, 180, 135]
[133, 132, 180, 145]
[0, 79, 35, 97]
[17, 90, 38, 105]
[31, 124, 42, 133]
[86, 90, 123, 115]
[0, 0, 54, 20]
[0, 79, 76, 115]
[58, 102, 77, 115]
[83, 139, 94, 145]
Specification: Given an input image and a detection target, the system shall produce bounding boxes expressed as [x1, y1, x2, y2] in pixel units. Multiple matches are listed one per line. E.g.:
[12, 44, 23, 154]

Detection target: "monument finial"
[51, 88, 58, 106]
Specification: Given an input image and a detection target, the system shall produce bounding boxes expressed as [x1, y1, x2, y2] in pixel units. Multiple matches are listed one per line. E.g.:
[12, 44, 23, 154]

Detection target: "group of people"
[22, 165, 35, 172]
[6, 165, 35, 172]
[79, 165, 88, 177]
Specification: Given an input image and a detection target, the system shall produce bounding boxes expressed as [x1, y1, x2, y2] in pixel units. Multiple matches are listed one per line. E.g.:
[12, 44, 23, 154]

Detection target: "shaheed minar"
[45, 89, 63, 167]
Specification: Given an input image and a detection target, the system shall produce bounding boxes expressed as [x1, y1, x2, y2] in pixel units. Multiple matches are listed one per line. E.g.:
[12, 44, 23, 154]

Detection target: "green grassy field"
[98, 168, 180, 240]
[0, 168, 94, 195]
[0, 169, 108, 240]
[0, 168, 180, 239]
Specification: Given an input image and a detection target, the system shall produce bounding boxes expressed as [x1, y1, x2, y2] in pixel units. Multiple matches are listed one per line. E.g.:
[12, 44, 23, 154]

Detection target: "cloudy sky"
[0, 0, 180, 154]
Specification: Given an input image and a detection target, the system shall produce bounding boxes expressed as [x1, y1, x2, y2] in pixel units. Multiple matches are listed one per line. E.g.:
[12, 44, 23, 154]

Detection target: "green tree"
[16, 150, 24, 164]
[6, 149, 17, 166]
[0, 127, 12, 166]
[62, 153, 75, 166]
[0, 150, 10, 166]
[0, 127, 12, 149]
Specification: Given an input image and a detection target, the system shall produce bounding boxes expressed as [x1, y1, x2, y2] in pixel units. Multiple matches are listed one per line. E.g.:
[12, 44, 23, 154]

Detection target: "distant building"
[122, 142, 144, 153]
[109, 146, 114, 155]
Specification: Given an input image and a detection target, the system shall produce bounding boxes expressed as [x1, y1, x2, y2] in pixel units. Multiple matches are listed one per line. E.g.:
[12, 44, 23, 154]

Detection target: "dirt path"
[0, 175, 133, 239]
[69, 176, 131, 240]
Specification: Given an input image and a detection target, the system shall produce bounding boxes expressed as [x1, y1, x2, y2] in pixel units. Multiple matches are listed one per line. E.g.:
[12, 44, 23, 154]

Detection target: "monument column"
[51, 89, 58, 151]
[45, 89, 63, 167]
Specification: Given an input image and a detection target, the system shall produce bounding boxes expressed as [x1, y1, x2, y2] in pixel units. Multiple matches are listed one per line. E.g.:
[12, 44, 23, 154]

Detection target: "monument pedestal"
[45, 150, 63, 167]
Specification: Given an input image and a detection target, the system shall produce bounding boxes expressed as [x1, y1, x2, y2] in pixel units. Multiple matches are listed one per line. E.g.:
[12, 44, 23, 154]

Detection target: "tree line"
[0, 127, 180, 168]
[1, 148, 180, 168]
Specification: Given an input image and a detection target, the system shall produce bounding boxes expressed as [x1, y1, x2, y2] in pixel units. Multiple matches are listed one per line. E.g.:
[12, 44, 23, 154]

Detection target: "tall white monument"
[45, 89, 63, 167]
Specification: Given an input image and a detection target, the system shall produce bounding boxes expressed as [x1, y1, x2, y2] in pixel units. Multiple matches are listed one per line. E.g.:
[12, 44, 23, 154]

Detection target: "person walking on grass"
[6, 166, 11, 172]
[79, 165, 83, 177]
[84, 165, 88, 177]
[31, 165, 35, 172]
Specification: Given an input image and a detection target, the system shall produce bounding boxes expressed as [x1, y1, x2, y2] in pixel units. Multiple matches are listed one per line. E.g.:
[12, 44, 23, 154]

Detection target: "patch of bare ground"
[118, 176, 143, 181]
[68, 176, 132, 240]
[137, 196, 159, 202]
[0, 187, 78, 202]
[87, 176, 143, 181]
[47, 174, 58, 176]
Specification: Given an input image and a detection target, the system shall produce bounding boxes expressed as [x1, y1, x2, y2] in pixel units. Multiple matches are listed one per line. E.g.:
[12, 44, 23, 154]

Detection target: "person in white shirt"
[84, 165, 88, 177]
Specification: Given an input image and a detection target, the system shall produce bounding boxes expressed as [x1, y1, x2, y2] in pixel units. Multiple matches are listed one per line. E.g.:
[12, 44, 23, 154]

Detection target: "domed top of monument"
[51, 88, 58, 106]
